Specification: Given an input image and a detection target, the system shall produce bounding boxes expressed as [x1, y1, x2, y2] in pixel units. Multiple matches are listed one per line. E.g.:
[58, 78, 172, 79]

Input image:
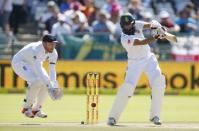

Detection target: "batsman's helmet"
[120, 13, 135, 28]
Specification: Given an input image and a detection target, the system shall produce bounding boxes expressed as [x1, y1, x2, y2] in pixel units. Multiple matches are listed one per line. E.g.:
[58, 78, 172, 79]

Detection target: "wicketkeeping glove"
[48, 81, 63, 100]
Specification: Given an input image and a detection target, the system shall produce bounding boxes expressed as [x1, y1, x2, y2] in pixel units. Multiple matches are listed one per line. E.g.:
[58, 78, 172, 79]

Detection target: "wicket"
[86, 72, 100, 124]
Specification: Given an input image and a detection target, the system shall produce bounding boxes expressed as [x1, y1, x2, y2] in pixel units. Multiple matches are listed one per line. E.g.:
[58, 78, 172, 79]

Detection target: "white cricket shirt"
[121, 21, 151, 60]
[12, 41, 58, 86]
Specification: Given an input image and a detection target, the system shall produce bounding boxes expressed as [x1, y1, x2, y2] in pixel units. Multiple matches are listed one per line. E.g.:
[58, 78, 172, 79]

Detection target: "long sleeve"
[49, 64, 56, 82]
[31, 43, 58, 88]
[49, 49, 58, 83]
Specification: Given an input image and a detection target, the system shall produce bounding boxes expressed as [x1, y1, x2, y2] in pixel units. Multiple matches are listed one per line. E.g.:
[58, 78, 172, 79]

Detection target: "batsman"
[107, 13, 166, 125]
[11, 34, 63, 118]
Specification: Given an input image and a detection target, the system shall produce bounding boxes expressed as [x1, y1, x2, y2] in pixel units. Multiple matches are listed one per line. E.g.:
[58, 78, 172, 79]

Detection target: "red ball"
[91, 103, 96, 107]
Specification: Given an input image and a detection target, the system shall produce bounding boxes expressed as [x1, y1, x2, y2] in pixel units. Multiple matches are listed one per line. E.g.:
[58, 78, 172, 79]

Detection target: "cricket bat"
[164, 32, 177, 43]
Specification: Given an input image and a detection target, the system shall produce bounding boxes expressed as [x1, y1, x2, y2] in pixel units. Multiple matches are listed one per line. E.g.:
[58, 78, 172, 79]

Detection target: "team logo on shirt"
[22, 66, 27, 71]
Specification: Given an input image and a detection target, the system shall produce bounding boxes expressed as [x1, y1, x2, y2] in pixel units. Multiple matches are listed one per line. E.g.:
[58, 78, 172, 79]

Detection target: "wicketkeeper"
[11, 34, 63, 118]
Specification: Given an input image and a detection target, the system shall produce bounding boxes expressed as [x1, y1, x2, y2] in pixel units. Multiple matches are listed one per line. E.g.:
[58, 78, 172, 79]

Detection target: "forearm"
[142, 37, 156, 45]
[134, 37, 157, 45]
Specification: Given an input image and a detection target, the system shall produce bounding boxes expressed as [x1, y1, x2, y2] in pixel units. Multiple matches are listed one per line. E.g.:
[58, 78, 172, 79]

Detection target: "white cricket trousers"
[109, 53, 166, 122]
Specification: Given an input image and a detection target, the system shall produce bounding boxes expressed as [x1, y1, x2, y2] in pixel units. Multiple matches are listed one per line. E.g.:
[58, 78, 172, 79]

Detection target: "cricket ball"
[81, 121, 85, 124]
[91, 103, 96, 107]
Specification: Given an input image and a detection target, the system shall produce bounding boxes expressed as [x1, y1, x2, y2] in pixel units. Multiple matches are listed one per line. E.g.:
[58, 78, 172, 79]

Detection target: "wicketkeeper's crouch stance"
[107, 13, 166, 125]
[11, 34, 63, 118]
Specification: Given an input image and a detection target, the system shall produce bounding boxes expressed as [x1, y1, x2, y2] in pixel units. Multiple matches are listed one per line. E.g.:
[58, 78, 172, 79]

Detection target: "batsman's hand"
[152, 26, 167, 39]
[48, 81, 63, 100]
[150, 20, 162, 29]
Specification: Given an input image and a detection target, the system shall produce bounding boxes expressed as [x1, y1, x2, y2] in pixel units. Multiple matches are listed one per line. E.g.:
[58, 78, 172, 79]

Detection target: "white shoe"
[22, 108, 34, 118]
[32, 110, 47, 118]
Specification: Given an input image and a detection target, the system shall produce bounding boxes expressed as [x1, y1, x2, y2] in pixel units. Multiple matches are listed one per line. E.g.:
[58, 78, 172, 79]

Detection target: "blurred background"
[0, 0, 198, 94]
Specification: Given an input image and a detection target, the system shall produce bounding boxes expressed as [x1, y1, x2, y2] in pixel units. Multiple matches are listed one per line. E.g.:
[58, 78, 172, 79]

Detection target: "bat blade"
[165, 32, 177, 43]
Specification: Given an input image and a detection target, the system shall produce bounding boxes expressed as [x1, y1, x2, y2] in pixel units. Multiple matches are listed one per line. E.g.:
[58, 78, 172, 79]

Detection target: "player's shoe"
[107, 117, 116, 126]
[21, 108, 34, 118]
[150, 116, 162, 125]
[32, 110, 47, 118]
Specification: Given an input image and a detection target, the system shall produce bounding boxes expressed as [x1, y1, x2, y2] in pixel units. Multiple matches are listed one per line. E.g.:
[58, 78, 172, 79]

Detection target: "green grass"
[0, 94, 199, 131]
